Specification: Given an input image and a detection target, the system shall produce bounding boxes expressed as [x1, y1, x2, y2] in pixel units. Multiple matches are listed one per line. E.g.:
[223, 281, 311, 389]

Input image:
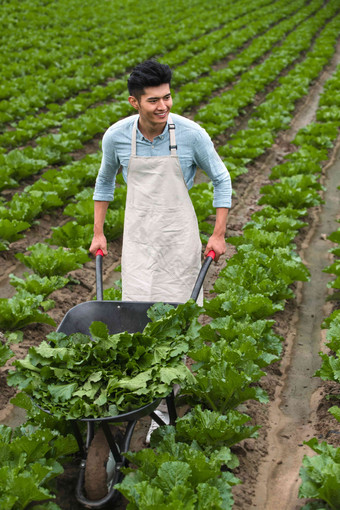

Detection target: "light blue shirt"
[93, 113, 232, 208]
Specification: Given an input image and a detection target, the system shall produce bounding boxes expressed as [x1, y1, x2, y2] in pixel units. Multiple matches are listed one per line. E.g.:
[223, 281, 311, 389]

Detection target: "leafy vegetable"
[8, 301, 201, 419]
[15, 243, 90, 277]
[0, 424, 77, 510]
[183, 344, 269, 413]
[117, 426, 240, 509]
[48, 221, 93, 249]
[0, 291, 56, 330]
[299, 438, 340, 510]
[0, 219, 30, 251]
[9, 273, 69, 297]
[174, 405, 259, 449]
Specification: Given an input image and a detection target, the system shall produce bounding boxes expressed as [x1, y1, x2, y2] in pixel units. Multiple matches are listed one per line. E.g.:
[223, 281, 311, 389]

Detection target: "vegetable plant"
[0, 424, 77, 510]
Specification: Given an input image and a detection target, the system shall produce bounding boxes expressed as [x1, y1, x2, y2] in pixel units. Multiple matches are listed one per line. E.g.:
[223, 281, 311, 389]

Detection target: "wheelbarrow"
[53, 249, 216, 508]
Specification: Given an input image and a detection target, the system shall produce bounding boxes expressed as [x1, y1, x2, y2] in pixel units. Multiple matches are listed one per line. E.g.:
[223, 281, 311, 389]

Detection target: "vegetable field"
[1, 0, 340, 508]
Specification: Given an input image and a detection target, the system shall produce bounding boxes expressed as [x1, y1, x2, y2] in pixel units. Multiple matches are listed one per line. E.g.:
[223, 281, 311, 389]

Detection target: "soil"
[1, 43, 340, 510]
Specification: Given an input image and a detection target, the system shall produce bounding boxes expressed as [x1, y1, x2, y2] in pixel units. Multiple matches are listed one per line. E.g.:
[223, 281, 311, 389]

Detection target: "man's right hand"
[89, 233, 108, 256]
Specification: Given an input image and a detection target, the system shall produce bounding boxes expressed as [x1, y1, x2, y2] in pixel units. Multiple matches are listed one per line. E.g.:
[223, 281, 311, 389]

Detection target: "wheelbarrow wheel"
[84, 426, 123, 501]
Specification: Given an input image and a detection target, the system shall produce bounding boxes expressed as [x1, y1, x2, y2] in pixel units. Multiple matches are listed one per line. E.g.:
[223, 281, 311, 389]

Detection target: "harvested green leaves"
[8, 301, 200, 419]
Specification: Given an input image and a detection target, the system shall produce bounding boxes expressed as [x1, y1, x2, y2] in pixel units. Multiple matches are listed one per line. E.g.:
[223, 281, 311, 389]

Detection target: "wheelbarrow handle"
[190, 250, 216, 302]
[95, 249, 104, 301]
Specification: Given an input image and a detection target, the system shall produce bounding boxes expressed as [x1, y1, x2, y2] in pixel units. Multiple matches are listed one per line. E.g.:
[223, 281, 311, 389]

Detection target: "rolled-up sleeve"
[93, 129, 120, 201]
[193, 129, 232, 209]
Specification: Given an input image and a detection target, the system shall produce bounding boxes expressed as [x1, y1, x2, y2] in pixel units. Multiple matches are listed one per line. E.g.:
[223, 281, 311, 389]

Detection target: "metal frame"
[71, 391, 177, 508]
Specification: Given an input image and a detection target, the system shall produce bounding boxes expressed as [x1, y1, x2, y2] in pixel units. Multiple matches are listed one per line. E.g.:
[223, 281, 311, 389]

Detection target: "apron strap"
[131, 117, 138, 157]
[131, 115, 177, 156]
[168, 114, 177, 156]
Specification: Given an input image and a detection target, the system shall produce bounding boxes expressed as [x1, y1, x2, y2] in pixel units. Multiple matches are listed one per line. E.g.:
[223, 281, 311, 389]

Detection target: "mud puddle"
[253, 144, 340, 510]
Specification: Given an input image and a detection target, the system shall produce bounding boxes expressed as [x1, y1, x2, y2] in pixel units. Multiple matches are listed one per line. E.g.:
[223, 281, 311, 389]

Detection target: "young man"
[90, 59, 232, 305]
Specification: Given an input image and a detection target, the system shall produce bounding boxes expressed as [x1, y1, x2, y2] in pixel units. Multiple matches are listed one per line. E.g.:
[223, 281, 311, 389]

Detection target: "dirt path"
[231, 44, 340, 509]
[253, 143, 340, 510]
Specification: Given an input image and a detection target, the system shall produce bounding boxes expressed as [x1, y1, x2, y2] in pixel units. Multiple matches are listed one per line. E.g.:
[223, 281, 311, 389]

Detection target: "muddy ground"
[1, 48, 340, 510]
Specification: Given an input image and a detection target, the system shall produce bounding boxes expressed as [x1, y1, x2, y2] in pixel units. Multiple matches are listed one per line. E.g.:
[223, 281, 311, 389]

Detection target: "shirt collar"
[136, 115, 169, 142]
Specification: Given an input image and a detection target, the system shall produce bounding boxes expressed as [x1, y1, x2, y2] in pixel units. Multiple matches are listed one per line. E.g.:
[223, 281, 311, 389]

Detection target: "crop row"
[0, 0, 209, 88]
[0, 0, 275, 126]
[194, 0, 340, 138]
[0, 0, 336, 253]
[1, 33, 339, 510]
[0, 0, 287, 150]
[1, 1, 339, 329]
[296, 66, 340, 508]
[0, 0, 308, 187]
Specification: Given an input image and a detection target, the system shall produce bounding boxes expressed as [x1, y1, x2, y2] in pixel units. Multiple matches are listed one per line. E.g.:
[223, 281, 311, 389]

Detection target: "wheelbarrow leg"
[71, 420, 94, 457]
[166, 389, 177, 425]
[150, 391, 177, 426]
[101, 421, 123, 464]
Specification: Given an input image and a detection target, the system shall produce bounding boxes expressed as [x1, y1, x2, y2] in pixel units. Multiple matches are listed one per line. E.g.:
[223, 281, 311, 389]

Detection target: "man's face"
[129, 83, 173, 131]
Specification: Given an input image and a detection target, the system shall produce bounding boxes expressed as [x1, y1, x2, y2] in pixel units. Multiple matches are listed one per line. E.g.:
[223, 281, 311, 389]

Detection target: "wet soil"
[1, 44, 340, 510]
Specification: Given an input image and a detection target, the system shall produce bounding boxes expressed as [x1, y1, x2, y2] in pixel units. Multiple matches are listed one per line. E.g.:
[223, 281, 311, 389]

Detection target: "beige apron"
[121, 115, 203, 304]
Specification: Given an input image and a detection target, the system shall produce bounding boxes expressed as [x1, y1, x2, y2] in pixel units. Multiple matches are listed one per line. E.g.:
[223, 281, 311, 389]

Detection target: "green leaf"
[47, 383, 78, 402]
[0, 343, 14, 367]
[299, 439, 340, 509]
[329, 406, 340, 423]
[0, 219, 30, 249]
[9, 273, 68, 297]
[197, 483, 222, 509]
[157, 461, 192, 492]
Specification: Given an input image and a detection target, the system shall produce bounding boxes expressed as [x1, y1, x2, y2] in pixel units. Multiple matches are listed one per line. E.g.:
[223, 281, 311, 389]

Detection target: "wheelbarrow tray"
[56, 298, 180, 425]
[57, 299, 180, 337]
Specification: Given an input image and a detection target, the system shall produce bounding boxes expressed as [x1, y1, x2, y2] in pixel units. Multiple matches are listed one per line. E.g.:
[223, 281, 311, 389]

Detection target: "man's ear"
[128, 96, 139, 110]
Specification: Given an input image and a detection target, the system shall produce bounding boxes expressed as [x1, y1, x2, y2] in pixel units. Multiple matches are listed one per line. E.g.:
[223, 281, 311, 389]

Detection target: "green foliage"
[102, 285, 122, 301]
[6, 191, 63, 222]
[0, 219, 30, 251]
[299, 439, 340, 510]
[292, 122, 339, 149]
[183, 340, 269, 413]
[8, 301, 201, 419]
[9, 273, 68, 297]
[117, 426, 240, 509]
[329, 406, 340, 423]
[245, 206, 308, 233]
[213, 248, 309, 302]
[269, 160, 322, 178]
[15, 243, 90, 277]
[2, 3, 340, 508]
[315, 315, 340, 389]
[0, 424, 77, 510]
[0, 342, 14, 367]
[204, 286, 284, 321]
[0, 291, 56, 331]
[200, 315, 283, 360]
[174, 405, 259, 449]
[259, 175, 323, 209]
[48, 222, 94, 249]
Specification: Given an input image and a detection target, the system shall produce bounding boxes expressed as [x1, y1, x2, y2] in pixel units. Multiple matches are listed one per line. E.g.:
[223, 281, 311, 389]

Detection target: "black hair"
[127, 59, 172, 100]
